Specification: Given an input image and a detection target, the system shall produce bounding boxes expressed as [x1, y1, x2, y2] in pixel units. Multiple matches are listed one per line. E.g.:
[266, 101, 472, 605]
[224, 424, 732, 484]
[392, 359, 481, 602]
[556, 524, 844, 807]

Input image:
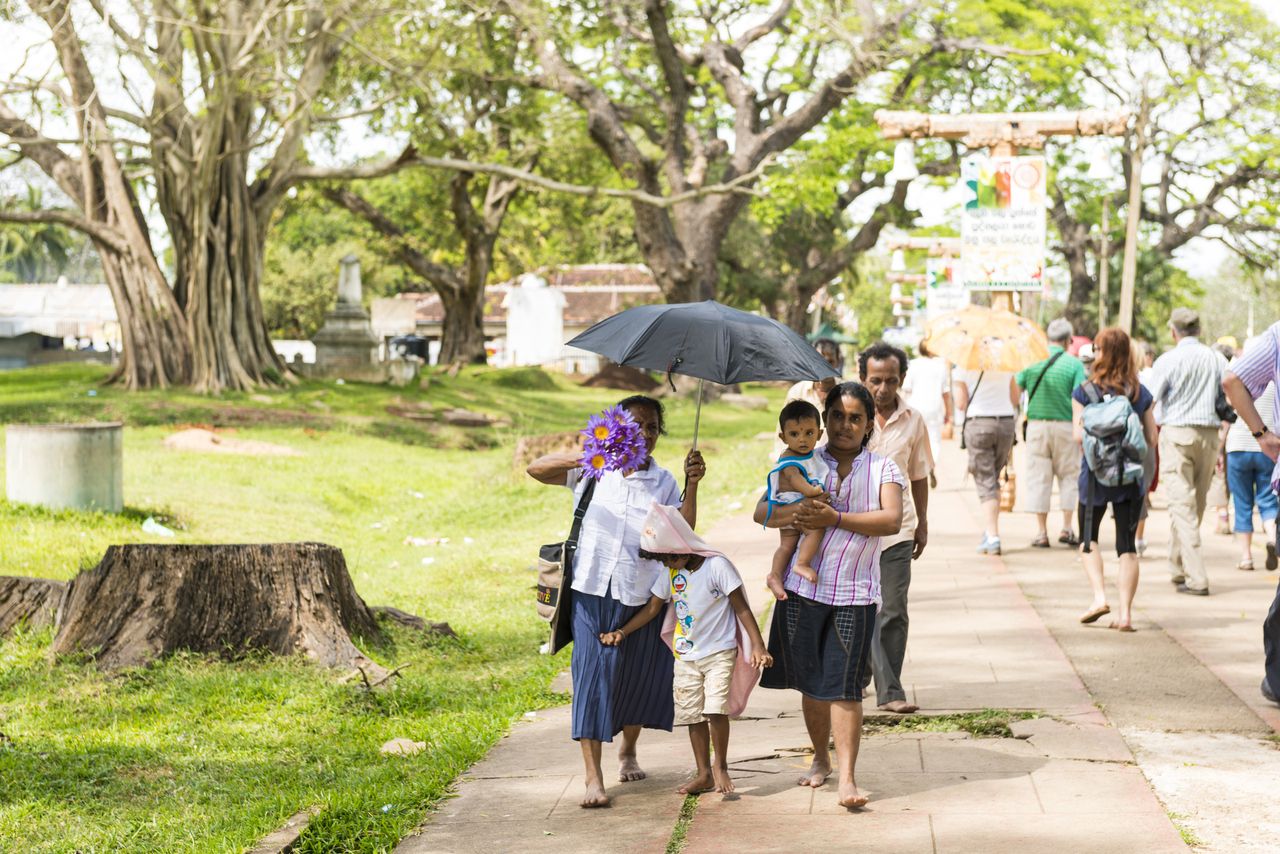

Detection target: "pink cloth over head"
[641, 502, 724, 557]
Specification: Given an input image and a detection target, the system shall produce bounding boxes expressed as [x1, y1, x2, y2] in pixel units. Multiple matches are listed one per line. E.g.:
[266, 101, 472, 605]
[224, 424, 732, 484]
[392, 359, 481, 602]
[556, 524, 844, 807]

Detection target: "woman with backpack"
[1072, 328, 1160, 632]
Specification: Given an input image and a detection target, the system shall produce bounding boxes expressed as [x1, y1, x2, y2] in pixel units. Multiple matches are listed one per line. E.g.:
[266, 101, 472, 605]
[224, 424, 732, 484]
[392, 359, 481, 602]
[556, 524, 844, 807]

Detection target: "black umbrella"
[567, 300, 839, 448]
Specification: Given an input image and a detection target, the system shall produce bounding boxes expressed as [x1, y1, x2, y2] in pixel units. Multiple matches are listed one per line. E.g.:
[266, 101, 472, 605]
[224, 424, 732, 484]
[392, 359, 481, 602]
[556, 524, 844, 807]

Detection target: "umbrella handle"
[681, 379, 704, 503]
[691, 379, 703, 452]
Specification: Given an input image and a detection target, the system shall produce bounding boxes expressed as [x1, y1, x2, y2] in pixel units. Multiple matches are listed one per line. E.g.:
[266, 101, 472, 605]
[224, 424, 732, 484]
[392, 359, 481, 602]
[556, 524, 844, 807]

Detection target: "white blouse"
[565, 463, 682, 606]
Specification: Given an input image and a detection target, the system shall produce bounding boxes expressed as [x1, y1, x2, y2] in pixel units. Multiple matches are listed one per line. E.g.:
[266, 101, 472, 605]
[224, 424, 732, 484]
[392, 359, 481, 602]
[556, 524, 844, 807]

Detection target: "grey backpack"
[1080, 382, 1146, 488]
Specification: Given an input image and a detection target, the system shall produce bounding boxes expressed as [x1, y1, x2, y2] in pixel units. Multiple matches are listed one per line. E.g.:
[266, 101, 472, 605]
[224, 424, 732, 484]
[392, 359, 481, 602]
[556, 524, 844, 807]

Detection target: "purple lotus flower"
[578, 406, 648, 479]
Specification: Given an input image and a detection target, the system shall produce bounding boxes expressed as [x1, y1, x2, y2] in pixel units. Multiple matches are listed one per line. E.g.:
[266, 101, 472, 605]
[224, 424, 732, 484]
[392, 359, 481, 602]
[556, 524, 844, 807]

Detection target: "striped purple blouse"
[782, 445, 904, 607]
[1229, 321, 1280, 492]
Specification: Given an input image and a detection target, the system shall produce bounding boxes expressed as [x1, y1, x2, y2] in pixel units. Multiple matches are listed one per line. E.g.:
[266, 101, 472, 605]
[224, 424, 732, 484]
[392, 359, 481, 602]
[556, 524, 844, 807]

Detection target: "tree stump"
[51, 543, 384, 670]
[0, 576, 66, 637]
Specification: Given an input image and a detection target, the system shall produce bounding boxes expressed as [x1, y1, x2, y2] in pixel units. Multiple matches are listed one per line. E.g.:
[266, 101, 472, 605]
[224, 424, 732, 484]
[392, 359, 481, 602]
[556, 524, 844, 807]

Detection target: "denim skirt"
[570, 590, 674, 742]
[760, 594, 876, 702]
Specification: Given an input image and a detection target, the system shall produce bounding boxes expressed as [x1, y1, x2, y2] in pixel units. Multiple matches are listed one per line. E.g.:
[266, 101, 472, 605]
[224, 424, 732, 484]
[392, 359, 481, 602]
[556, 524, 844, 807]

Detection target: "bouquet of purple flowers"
[579, 405, 649, 479]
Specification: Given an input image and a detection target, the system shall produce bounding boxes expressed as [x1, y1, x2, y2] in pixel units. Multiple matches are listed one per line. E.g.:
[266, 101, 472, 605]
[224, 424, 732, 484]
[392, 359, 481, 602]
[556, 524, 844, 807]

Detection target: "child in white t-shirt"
[600, 503, 771, 795]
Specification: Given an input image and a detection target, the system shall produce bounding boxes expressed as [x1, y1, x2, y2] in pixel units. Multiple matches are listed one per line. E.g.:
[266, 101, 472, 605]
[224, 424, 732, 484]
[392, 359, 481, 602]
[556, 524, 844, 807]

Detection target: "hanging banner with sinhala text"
[959, 155, 1047, 292]
[925, 256, 969, 318]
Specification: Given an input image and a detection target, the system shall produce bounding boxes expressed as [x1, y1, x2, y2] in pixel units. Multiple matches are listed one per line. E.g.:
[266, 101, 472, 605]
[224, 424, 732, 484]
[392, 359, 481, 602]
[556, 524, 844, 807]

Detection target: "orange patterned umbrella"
[922, 305, 1049, 372]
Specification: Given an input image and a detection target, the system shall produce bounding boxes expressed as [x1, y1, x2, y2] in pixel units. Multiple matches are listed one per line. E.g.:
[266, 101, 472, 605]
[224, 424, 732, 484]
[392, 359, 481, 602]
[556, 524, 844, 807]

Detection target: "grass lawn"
[0, 364, 778, 852]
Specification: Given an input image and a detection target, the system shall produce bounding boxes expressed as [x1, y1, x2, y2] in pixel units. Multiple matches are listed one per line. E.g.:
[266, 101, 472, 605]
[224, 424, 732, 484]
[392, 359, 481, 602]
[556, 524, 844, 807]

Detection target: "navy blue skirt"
[570, 590, 674, 742]
[760, 594, 876, 702]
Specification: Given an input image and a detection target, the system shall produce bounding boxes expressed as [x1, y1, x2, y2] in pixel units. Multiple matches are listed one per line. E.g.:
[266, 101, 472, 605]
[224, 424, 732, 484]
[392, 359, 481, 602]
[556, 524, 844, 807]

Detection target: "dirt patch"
[163, 428, 302, 457]
[513, 430, 583, 470]
[144, 402, 334, 430]
[580, 363, 659, 392]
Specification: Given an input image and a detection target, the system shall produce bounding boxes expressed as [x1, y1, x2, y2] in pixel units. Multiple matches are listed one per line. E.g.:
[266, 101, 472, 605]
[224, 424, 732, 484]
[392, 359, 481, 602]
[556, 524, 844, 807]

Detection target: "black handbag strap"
[963, 371, 986, 421]
[565, 476, 597, 554]
[1026, 350, 1065, 409]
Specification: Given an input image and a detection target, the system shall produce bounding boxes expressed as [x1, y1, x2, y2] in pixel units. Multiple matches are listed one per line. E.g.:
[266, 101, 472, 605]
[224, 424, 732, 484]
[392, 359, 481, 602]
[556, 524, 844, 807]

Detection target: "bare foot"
[580, 780, 611, 808]
[618, 753, 646, 782]
[677, 770, 714, 794]
[792, 563, 818, 583]
[765, 573, 789, 601]
[797, 757, 831, 788]
[712, 766, 735, 794]
[877, 699, 919, 714]
[838, 781, 868, 809]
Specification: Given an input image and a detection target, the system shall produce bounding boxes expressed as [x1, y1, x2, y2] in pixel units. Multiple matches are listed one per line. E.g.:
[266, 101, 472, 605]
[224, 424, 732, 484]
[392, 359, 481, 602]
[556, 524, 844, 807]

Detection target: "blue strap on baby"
[763, 452, 822, 526]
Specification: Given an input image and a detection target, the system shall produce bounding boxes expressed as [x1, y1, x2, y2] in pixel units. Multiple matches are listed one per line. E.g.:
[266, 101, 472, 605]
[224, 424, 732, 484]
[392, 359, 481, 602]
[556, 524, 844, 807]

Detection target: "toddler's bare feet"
[765, 573, 789, 601]
[838, 781, 868, 809]
[797, 757, 830, 788]
[792, 563, 818, 583]
[580, 780, 611, 808]
[677, 770, 714, 794]
[711, 766, 735, 793]
[618, 753, 646, 782]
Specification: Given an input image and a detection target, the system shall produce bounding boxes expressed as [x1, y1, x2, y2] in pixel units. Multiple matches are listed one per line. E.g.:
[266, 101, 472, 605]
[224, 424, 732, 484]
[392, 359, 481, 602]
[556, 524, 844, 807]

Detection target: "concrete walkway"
[395, 440, 1219, 853]
[988, 443, 1280, 851]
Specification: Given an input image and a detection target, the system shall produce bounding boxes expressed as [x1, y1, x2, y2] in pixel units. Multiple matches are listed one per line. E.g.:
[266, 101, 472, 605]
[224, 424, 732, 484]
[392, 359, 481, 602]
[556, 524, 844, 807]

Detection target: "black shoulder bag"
[959, 371, 985, 450]
[1022, 350, 1066, 441]
[537, 477, 597, 655]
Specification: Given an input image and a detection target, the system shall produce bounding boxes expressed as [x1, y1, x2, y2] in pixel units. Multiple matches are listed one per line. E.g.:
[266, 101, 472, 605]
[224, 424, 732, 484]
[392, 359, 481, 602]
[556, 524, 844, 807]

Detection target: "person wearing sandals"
[1224, 337, 1278, 572]
[1016, 318, 1087, 549]
[1073, 328, 1158, 632]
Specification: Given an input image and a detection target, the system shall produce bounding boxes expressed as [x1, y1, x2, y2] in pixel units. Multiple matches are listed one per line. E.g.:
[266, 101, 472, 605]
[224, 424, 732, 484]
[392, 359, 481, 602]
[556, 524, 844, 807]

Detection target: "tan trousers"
[1023, 420, 1081, 512]
[1159, 425, 1221, 591]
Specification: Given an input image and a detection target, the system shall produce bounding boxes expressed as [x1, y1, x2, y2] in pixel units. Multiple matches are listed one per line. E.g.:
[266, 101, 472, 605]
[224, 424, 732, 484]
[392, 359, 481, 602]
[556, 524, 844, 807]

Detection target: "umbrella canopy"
[922, 304, 1049, 372]
[567, 300, 839, 385]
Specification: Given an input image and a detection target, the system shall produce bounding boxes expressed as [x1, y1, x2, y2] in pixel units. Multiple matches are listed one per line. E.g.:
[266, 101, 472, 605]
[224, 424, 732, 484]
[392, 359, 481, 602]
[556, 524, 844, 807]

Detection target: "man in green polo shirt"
[1017, 318, 1088, 548]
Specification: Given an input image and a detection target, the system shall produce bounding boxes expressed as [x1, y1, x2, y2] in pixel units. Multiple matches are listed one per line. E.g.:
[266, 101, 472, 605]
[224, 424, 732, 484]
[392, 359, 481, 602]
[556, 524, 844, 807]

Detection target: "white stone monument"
[312, 255, 383, 380]
[502, 274, 566, 366]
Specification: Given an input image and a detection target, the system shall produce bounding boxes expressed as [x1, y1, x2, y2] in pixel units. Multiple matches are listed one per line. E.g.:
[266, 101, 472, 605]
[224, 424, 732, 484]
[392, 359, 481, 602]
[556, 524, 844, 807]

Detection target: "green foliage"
[0, 363, 778, 850]
[261, 189, 410, 338]
[0, 187, 78, 283]
[862, 709, 1041, 739]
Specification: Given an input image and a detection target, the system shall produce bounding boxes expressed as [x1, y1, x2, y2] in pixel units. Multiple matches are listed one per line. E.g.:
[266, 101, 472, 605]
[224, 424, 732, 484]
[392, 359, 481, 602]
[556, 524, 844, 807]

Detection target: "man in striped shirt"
[1149, 308, 1229, 595]
[1222, 320, 1280, 705]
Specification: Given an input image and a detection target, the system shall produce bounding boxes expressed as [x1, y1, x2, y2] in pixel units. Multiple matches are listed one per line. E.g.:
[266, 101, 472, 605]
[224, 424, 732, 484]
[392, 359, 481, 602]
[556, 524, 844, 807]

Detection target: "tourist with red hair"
[1072, 328, 1159, 632]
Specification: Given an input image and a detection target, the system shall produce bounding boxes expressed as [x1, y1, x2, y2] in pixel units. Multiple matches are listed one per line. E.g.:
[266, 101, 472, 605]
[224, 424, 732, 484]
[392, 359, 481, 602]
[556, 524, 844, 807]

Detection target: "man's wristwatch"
[1253, 426, 1270, 439]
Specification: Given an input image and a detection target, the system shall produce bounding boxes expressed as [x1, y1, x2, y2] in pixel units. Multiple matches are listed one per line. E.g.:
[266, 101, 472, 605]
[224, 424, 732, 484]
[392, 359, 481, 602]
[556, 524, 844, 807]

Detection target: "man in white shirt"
[1149, 308, 1228, 595]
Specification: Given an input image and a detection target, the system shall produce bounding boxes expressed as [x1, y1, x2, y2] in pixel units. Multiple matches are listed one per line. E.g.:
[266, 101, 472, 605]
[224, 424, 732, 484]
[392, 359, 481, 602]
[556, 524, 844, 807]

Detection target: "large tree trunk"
[438, 285, 488, 365]
[98, 240, 194, 389]
[157, 96, 287, 393]
[782, 274, 819, 334]
[51, 543, 384, 670]
[0, 576, 65, 637]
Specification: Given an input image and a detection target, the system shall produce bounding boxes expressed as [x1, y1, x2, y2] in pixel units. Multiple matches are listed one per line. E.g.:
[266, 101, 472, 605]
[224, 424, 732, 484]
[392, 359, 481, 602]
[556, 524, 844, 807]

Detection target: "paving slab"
[1009, 716, 1133, 763]
[684, 812, 935, 852]
[931, 812, 1186, 854]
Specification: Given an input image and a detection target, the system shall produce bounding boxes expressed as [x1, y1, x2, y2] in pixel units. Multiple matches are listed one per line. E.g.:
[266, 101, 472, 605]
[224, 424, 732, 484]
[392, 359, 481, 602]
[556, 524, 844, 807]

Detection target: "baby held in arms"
[765, 400, 830, 597]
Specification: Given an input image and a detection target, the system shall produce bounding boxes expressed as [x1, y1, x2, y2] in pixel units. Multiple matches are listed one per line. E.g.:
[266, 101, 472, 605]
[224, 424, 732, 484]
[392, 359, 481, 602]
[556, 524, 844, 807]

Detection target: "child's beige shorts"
[673, 648, 737, 725]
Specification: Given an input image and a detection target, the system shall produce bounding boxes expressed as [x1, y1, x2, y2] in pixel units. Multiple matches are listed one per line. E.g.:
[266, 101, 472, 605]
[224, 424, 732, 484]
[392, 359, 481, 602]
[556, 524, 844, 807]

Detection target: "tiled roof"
[395, 265, 663, 326]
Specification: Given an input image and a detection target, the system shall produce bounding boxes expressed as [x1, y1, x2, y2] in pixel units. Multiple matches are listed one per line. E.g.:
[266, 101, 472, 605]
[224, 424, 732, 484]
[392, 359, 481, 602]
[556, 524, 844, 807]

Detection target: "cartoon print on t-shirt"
[671, 569, 695, 655]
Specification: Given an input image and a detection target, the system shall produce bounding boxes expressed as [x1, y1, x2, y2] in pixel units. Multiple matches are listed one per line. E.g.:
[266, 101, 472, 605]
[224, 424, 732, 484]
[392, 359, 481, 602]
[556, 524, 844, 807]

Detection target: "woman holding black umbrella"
[528, 395, 706, 808]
